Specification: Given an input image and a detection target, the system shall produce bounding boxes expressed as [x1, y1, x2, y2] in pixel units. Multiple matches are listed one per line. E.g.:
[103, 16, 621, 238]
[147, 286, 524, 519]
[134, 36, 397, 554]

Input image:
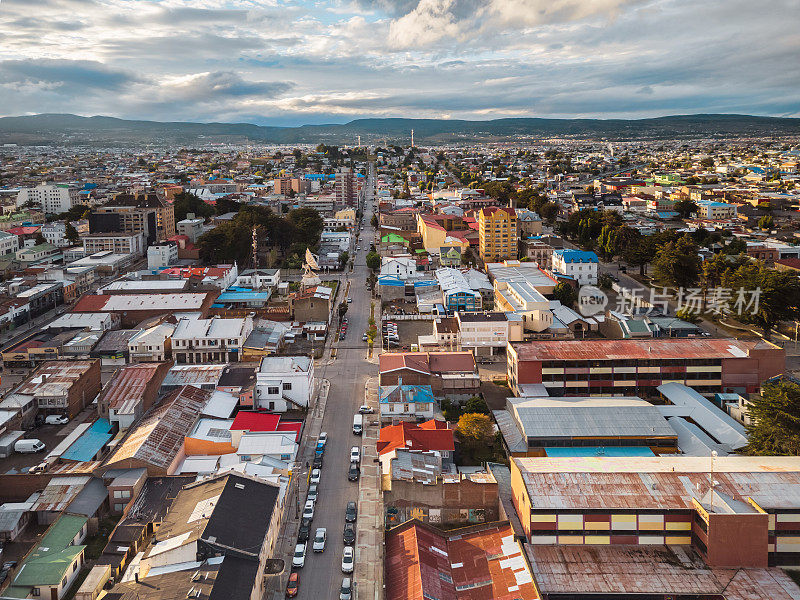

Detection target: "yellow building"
[478, 207, 517, 262]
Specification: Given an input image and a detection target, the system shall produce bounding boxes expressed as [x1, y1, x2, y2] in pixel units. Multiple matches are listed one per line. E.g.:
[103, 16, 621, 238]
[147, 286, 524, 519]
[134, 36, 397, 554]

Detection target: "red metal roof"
[72, 294, 111, 312]
[386, 520, 540, 600]
[512, 338, 774, 362]
[379, 352, 476, 376]
[7, 226, 41, 235]
[377, 420, 455, 456]
[230, 411, 280, 432]
[276, 421, 302, 442]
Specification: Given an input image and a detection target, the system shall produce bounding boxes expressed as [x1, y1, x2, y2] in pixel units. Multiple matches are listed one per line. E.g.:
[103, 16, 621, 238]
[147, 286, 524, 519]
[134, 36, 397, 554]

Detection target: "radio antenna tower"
[411, 129, 414, 148]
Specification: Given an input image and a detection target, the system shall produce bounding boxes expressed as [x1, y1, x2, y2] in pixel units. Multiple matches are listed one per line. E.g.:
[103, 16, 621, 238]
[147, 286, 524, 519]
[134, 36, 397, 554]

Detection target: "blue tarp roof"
[544, 446, 655, 458]
[62, 419, 113, 462]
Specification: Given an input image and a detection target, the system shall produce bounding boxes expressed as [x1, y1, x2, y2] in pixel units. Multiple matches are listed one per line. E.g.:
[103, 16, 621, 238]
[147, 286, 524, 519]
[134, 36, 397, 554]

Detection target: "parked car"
[286, 572, 299, 597]
[310, 469, 321, 485]
[14, 439, 45, 453]
[292, 542, 307, 568]
[362, 333, 368, 341]
[28, 462, 47, 474]
[358, 405, 374, 414]
[307, 483, 319, 503]
[318, 432, 328, 446]
[313, 455, 323, 469]
[350, 446, 361, 463]
[313, 527, 327, 552]
[343, 522, 355, 545]
[347, 297, 352, 303]
[298, 518, 312, 543]
[340, 577, 352, 600]
[341, 546, 354, 573]
[345, 501, 357, 523]
[348, 462, 360, 481]
[44, 415, 69, 425]
[302, 500, 315, 520]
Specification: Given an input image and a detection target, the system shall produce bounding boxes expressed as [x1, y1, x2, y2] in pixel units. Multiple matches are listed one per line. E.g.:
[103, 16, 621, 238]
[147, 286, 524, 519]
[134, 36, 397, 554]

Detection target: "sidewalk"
[354, 377, 383, 600]
[263, 378, 330, 600]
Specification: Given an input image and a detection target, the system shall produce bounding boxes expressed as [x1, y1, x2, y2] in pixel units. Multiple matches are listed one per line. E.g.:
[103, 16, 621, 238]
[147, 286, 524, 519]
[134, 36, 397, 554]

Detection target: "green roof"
[20, 243, 56, 253]
[11, 514, 87, 589]
[381, 233, 407, 244]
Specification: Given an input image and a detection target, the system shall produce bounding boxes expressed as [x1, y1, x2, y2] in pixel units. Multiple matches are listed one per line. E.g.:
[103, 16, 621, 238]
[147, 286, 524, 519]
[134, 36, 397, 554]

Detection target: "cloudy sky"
[1, 0, 798, 126]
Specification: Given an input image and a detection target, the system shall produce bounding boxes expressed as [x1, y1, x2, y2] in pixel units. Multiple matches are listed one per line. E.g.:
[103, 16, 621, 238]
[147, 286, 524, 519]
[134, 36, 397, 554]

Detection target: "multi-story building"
[171, 316, 254, 364]
[551, 249, 598, 285]
[90, 191, 175, 244]
[82, 232, 145, 256]
[40, 222, 69, 247]
[254, 355, 314, 411]
[697, 199, 738, 220]
[176, 216, 204, 242]
[16, 183, 80, 214]
[523, 239, 554, 268]
[510, 455, 800, 567]
[478, 206, 517, 262]
[14, 359, 101, 418]
[0, 230, 20, 256]
[335, 167, 357, 206]
[127, 322, 176, 362]
[456, 311, 524, 356]
[507, 338, 785, 397]
[146, 241, 178, 269]
[98, 361, 172, 427]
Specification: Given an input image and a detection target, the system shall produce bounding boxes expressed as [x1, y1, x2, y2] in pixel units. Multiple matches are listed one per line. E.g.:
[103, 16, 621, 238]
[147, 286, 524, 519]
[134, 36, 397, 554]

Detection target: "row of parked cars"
[288, 431, 360, 599]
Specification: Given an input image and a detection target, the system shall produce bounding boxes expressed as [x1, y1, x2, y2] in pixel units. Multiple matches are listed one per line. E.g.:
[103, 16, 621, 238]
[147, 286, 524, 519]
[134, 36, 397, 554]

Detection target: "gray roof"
[507, 396, 676, 440]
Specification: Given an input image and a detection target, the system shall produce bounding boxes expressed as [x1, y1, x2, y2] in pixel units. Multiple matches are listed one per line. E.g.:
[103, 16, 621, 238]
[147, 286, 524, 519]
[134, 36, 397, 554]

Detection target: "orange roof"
[377, 420, 454, 456]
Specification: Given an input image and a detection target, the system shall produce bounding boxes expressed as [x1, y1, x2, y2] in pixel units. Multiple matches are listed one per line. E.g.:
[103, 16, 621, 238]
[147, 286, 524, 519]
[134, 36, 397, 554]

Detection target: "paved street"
[270, 165, 382, 599]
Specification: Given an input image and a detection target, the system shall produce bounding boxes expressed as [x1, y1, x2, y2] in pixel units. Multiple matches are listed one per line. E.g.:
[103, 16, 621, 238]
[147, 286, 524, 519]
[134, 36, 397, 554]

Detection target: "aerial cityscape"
[0, 1, 799, 600]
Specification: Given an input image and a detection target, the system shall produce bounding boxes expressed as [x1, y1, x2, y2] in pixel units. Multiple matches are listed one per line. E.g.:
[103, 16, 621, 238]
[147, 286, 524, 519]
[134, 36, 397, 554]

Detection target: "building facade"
[478, 206, 517, 262]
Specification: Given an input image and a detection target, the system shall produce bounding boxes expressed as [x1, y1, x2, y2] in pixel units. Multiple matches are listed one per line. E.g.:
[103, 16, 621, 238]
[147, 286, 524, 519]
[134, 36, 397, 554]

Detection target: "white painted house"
[254, 355, 315, 412]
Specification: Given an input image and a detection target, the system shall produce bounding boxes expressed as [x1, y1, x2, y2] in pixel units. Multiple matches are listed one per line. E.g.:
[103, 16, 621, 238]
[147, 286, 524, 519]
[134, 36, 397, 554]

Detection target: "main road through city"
[297, 165, 378, 598]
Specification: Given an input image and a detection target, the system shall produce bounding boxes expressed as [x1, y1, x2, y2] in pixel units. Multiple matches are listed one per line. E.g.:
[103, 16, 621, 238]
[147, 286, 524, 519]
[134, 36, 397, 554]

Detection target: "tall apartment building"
[273, 177, 311, 195]
[335, 167, 357, 206]
[82, 232, 145, 256]
[478, 206, 517, 262]
[90, 191, 175, 244]
[16, 183, 81, 214]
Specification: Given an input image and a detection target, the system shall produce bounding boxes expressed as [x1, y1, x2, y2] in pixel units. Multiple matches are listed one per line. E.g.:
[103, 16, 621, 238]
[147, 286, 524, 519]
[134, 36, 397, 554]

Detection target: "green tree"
[456, 413, 495, 451]
[722, 262, 800, 335]
[552, 282, 577, 307]
[365, 250, 381, 271]
[35, 232, 46, 245]
[652, 235, 701, 287]
[673, 200, 698, 219]
[173, 192, 214, 221]
[675, 307, 701, 324]
[338, 251, 349, 270]
[622, 235, 654, 277]
[700, 157, 715, 169]
[745, 381, 800, 455]
[288, 208, 324, 248]
[758, 215, 774, 230]
[464, 396, 490, 415]
[64, 222, 80, 245]
[371, 215, 378, 228]
[539, 201, 559, 223]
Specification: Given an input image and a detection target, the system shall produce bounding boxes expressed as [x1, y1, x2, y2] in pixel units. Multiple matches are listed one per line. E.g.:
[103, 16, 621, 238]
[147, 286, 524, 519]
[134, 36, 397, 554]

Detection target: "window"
[283, 382, 292, 391]
[32, 589, 40, 597]
[63, 576, 67, 587]
[268, 386, 280, 395]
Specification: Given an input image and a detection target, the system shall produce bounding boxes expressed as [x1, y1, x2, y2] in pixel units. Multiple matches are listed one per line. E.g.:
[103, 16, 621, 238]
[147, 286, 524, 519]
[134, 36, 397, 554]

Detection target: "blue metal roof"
[544, 446, 655, 458]
[379, 384, 434, 404]
[62, 419, 113, 462]
[554, 249, 598, 264]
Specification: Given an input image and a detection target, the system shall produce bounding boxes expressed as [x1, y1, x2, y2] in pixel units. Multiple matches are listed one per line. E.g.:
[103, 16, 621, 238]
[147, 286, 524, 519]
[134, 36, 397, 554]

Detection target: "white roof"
[258, 355, 312, 374]
[237, 432, 297, 456]
[100, 280, 188, 292]
[102, 294, 208, 311]
[189, 418, 233, 442]
[657, 383, 748, 450]
[173, 316, 249, 340]
[202, 390, 238, 419]
[45, 312, 114, 331]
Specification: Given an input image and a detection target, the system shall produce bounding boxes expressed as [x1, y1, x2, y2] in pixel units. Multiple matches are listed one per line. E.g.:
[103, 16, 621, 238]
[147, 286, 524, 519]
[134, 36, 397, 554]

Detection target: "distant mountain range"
[0, 113, 798, 146]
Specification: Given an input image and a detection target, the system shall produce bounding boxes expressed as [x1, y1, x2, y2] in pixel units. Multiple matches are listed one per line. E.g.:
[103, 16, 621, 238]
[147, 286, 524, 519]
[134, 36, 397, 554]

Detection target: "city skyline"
[1, 0, 799, 127]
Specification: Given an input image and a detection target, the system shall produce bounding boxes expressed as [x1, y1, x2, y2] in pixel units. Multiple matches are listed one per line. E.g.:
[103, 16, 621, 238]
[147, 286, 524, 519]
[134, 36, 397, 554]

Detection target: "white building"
[176, 216, 204, 242]
[237, 432, 298, 463]
[234, 268, 282, 289]
[380, 255, 417, 280]
[696, 200, 738, 220]
[40, 222, 69, 247]
[254, 355, 315, 412]
[82, 232, 145, 256]
[128, 322, 177, 362]
[551, 249, 599, 286]
[0, 230, 19, 256]
[16, 183, 80, 214]
[147, 242, 178, 269]
[320, 231, 351, 252]
[171, 316, 254, 364]
[456, 311, 524, 356]
[379, 383, 435, 423]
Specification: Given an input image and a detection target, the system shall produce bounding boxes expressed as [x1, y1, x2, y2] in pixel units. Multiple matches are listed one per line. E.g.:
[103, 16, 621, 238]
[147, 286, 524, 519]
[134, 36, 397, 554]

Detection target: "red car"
[286, 572, 299, 597]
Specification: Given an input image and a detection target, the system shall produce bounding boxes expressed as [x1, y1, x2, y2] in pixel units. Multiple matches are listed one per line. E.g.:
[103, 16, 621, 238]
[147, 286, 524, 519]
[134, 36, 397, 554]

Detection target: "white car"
[358, 405, 374, 414]
[310, 469, 321, 485]
[293, 542, 307, 568]
[318, 432, 328, 447]
[341, 546, 354, 573]
[350, 446, 361, 463]
[313, 527, 327, 552]
[307, 483, 319, 503]
[44, 415, 69, 425]
[302, 500, 315, 520]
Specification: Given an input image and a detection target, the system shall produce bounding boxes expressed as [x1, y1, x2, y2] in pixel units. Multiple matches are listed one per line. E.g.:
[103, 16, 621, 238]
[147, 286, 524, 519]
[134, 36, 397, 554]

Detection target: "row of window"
[541, 359, 723, 368]
[541, 371, 721, 382]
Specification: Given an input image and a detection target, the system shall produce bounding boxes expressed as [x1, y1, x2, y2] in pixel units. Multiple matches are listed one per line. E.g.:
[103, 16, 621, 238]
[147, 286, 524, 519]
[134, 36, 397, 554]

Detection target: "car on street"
[350, 446, 361, 462]
[292, 542, 307, 568]
[358, 405, 374, 414]
[307, 483, 319, 503]
[313, 455, 323, 469]
[340, 577, 352, 600]
[362, 333, 368, 341]
[345, 501, 357, 523]
[313, 527, 327, 552]
[348, 462, 360, 481]
[286, 572, 299, 597]
[45, 415, 69, 425]
[310, 469, 321, 485]
[298, 518, 311, 542]
[343, 522, 355, 544]
[347, 297, 352, 303]
[318, 432, 328, 446]
[302, 500, 315, 520]
[341, 546, 354, 573]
